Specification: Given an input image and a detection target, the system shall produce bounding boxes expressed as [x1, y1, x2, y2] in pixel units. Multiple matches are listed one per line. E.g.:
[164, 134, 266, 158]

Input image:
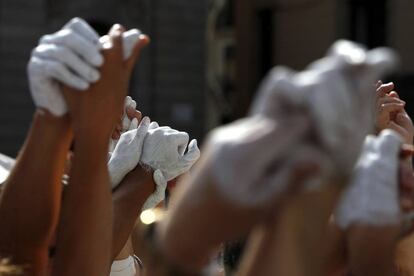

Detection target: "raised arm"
[0, 18, 102, 274]
[52, 24, 146, 276]
[0, 111, 72, 273]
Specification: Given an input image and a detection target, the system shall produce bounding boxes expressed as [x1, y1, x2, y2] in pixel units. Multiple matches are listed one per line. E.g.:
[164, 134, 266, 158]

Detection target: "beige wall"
[272, 0, 337, 70]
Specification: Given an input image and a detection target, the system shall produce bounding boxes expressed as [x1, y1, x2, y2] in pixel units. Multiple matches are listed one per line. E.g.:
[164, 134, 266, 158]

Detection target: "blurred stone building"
[1, 0, 414, 156]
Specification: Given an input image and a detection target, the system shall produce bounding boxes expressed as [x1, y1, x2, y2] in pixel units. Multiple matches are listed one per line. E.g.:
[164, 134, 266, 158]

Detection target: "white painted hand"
[140, 127, 200, 182]
[28, 17, 103, 116]
[141, 169, 167, 210]
[109, 96, 139, 153]
[205, 115, 329, 206]
[250, 40, 399, 176]
[29, 19, 142, 117]
[108, 117, 150, 188]
[140, 125, 199, 209]
[335, 130, 403, 228]
[110, 256, 136, 276]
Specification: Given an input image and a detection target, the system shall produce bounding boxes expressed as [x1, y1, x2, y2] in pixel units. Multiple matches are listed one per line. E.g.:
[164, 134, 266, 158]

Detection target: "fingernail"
[130, 100, 137, 109]
[111, 24, 121, 32]
[79, 81, 89, 90]
[93, 54, 104, 67]
[141, 116, 150, 124]
[90, 70, 100, 82]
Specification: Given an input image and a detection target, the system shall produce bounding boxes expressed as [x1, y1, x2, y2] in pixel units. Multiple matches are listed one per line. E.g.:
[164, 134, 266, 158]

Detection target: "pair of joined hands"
[27, 17, 200, 209]
[108, 96, 200, 210]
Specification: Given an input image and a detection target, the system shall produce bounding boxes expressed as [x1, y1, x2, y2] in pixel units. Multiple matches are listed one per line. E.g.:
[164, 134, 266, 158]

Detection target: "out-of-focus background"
[0, 0, 413, 156]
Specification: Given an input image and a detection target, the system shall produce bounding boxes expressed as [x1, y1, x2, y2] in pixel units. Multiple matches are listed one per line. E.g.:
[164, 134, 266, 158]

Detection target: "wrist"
[73, 134, 109, 159]
[70, 116, 115, 142]
[33, 109, 73, 145]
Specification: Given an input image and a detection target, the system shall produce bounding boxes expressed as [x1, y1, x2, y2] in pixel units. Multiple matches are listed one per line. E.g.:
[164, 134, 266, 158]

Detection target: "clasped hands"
[27, 17, 200, 210]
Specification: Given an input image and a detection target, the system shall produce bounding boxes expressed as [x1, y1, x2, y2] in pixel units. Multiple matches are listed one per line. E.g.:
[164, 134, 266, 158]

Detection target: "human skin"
[0, 110, 72, 275]
[236, 163, 336, 276]
[112, 166, 155, 260]
[52, 25, 148, 276]
[139, 151, 312, 274]
[375, 81, 414, 276]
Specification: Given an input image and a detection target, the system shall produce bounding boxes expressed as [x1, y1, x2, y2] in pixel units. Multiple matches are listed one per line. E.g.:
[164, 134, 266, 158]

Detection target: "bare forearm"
[53, 137, 112, 276]
[0, 110, 71, 257]
[348, 226, 399, 276]
[112, 168, 153, 259]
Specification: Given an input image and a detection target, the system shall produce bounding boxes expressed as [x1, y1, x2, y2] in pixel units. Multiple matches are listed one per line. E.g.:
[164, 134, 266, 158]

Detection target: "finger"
[389, 91, 401, 99]
[124, 95, 133, 105]
[112, 130, 121, 140]
[377, 96, 405, 106]
[396, 113, 412, 128]
[126, 34, 150, 73]
[377, 82, 394, 97]
[134, 110, 142, 122]
[388, 121, 409, 138]
[149, 121, 159, 130]
[153, 169, 167, 190]
[33, 44, 100, 82]
[126, 105, 140, 120]
[41, 58, 89, 90]
[173, 132, 190, 155]
[182, 139, 200, 163]
[400, 144, 414, 159]
[380, 102, 405, 115]
[134, 116, 150, 147]
[129, 99, 137, 109]
[107, 24, 124, 59]
[123, 29, 141, 59]
[122, 115, 131, 131]
[40, 30, 103, 66]
[375, 80, 383, 89]
[63, 17, 100, 45]
[129, 118, 138, 131]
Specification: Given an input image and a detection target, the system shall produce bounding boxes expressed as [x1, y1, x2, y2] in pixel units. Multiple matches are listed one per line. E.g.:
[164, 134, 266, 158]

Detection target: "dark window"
[348, 0, 388, 48]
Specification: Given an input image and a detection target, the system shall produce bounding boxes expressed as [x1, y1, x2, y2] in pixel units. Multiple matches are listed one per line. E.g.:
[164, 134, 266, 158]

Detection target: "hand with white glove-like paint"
[141, 126, 200, 181]
[335, 130, 403, 228]
[28, 17, 103, 116]
[28, 18, 143, 117]
[110, 256, 137, 276]
[109, 96, 141, 153]
[109, 117, 150, 188]
[140, 124, 200, 209]
[205, 115, 330, 206]
[250, 40, 399, 176]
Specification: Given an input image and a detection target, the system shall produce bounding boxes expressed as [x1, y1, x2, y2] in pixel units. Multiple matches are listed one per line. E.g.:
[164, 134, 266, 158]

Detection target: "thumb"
[182, 139, 200, 164]
[133, 116, 150, 147]
[126, 34, 150, 73]
[128, 117, 139, 131]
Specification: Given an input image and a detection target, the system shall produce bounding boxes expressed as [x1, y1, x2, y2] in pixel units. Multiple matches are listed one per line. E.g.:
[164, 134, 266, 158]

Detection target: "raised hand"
[250, 40, 399, 176]
[28, 17, 102, 116]
[110, 96, 142, 152]
[109, 117, 150, 188]
[140, 126, 200, 182]
[28, 17, 146, 118]
[375, 81, 413, 145]
[62, 24, 149, 138]
[335, 130, 403, 228]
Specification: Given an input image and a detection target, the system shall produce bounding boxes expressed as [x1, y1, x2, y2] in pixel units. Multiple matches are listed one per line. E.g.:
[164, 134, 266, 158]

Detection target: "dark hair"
[222, 239, 246, 275]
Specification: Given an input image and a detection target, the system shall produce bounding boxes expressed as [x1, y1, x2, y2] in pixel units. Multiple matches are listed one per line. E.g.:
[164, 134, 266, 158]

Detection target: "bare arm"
[0, 110, 72, 274]
[112, 166, 154, 259]
[53, 133, 113, 276]
[52, 24, 147, 276]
